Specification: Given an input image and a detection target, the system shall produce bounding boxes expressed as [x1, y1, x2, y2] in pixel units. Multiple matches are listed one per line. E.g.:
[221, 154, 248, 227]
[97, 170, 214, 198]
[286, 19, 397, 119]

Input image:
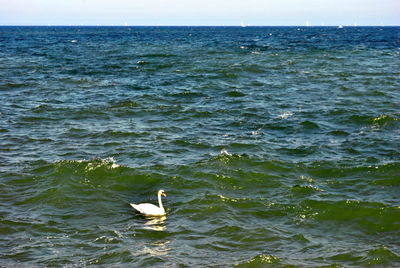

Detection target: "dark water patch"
[184, 109, 212, 119]
[1, 134, 50, 147]
[125, 83, 152, 91]
[98, 130, 148, 138]
[168, 90, 208, 98]
[242, 64, 266, 74]
[103, 141, 124, 147]
[279, 145, 318, 157]
[225, 90, 246, 97]
[300, 120, 320, 129]
[172, 139, 211, 150]
[329, 130, 349, 136]
[19, 116, 57, 123]
[214, 70, 239, 79]
[69, 108, 111, 120]
[108, 100, 140, 109]
[0, 81, 32, 90]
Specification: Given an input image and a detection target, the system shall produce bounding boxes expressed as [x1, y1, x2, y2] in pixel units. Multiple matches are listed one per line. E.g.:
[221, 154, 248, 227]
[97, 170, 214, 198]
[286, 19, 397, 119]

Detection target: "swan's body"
[130, 190, 166, 216]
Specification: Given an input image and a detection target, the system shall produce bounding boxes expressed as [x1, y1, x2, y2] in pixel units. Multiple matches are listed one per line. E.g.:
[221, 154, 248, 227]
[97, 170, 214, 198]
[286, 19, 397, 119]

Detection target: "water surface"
[0, 26, 400, 267]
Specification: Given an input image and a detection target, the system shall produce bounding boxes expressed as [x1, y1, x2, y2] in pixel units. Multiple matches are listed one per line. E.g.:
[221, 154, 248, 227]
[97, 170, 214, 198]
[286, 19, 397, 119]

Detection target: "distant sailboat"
[240, 21, 248, 27]
[305, 20, 310, 27]
[338, 25, 344, 29]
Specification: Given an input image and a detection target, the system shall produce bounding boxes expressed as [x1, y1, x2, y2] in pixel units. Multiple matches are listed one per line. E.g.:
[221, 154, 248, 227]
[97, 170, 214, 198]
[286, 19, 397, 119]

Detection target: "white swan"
[130, 190, 167, 216]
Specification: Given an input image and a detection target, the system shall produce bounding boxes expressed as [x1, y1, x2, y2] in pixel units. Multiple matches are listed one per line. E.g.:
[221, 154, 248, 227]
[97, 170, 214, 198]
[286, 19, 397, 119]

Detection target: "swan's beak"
[162, 192, 167, 197]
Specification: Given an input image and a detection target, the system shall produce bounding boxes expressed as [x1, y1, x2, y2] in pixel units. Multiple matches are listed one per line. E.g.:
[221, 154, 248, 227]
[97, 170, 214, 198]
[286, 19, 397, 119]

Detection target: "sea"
[0, 26, 399, 267]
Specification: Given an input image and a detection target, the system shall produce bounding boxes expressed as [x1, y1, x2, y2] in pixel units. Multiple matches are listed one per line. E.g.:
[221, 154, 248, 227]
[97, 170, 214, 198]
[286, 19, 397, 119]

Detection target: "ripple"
[169, 91, 208, 98]
[299, 199, 400, 232]
[370, 114, 399, 128]
[108, 99, 140, 109]
[359, 246, 400, 266]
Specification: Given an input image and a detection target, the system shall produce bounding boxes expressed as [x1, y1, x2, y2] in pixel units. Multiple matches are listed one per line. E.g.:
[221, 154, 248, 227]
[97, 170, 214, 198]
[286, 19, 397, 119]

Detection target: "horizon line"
[1, 24, 399, 27]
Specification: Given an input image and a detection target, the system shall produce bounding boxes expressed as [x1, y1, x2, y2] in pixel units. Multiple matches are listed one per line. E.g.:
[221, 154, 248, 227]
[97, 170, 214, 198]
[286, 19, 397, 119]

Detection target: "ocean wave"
[236, 254, 281, 267]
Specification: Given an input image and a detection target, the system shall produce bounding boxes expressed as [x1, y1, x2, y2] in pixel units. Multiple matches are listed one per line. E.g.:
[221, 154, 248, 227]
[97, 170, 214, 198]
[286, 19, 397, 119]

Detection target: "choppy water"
[0, 26, 400, 267]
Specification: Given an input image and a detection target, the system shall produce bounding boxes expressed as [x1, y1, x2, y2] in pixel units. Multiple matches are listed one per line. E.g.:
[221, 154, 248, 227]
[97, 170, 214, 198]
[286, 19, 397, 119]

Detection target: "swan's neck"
[158, 192, 164, 210]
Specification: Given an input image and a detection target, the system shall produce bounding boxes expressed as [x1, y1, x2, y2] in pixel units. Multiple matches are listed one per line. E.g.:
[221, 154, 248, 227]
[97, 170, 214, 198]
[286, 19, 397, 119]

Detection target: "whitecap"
[104, 157, 120, 168]
[220, 148, 232, 156]
[66, 157, 120, 169]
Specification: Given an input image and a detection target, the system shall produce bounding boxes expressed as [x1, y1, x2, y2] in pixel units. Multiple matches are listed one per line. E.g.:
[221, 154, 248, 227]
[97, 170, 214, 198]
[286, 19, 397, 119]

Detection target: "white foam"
[220, 148, 232, 156]
[218, 194, 243, 203]
[104, 157, 120, 168]
[251, 129, 262, 136]
[278, 111, 294, 120]
[65, 157, 120, 169]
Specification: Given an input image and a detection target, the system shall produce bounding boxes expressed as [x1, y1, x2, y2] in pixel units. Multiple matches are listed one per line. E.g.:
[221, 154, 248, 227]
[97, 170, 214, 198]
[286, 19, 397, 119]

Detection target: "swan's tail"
[130, 203, 140, 212]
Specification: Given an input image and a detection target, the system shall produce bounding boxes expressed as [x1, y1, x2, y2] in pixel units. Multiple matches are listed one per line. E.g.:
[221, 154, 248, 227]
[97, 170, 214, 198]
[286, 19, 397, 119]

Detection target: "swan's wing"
[130, 203, 165, 216]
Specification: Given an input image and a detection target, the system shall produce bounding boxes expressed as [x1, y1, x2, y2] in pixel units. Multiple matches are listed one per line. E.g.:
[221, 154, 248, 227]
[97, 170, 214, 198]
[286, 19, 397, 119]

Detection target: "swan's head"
[158, 189, 167, 197]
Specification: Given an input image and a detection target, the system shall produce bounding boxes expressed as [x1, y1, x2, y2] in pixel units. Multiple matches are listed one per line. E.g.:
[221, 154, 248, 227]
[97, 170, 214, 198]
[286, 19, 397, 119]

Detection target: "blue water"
[0, 26, 400, 267]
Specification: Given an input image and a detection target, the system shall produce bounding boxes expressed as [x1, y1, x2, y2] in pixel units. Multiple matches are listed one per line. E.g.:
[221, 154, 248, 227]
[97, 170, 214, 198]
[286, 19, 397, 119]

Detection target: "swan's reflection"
[139, 240, 171, 257]
[143, 215, 167, 231]
[132, 216, 171, 259]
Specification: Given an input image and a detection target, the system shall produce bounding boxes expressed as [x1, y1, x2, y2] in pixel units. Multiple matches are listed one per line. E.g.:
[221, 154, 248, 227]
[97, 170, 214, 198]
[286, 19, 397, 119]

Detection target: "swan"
[130, 190, 167, 216]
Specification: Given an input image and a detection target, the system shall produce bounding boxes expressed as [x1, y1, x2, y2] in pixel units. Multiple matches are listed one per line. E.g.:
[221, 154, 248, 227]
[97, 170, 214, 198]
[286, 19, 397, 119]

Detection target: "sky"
[0, 0, 399, 26]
